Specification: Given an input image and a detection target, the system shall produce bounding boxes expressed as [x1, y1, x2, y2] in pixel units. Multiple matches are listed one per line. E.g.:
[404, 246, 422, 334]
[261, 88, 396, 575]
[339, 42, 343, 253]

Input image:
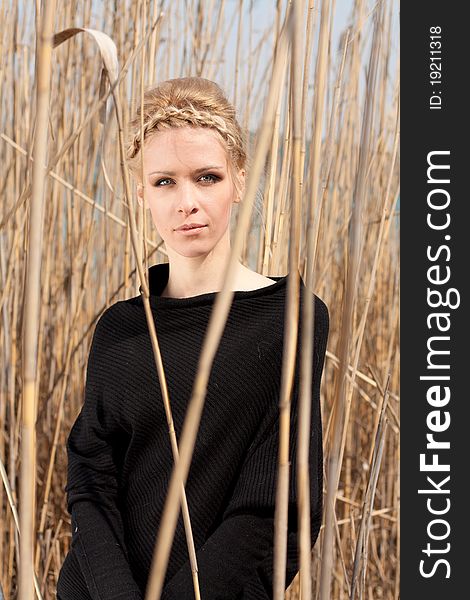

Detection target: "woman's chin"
[169, 244, 215, 259]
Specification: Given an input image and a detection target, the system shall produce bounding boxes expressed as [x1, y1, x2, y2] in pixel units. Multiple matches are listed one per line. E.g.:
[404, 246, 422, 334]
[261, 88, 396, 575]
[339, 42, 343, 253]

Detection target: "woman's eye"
[199, 174, 219, 184]
[155, 178, 172, 187]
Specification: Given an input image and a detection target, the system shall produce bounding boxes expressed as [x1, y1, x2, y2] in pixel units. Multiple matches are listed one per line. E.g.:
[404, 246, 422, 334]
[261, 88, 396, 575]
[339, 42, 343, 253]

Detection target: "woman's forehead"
[143, 127, 229, 171]
[145, 125, 224, 150]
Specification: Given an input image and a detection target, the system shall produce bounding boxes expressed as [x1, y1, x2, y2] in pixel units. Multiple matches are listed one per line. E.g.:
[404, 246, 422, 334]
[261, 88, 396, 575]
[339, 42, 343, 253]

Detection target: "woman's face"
[137, 126, 245, 258]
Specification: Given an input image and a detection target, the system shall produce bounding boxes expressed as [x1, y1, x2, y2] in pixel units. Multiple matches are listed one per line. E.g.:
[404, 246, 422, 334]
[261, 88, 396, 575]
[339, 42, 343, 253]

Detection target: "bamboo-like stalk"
[273, 2, 303, 598]
[39, 518, 62, 595]
[20, 1, 56, 599]
[1, 454, 44, 600]
[296, 1, 332, 596]
[394, 433, 401, 600]
[350, 376, 390, 599]
[139, 0, 149, 282]
[298, 0, 316, 188]
[306, 0, 331, 276]
[232, 0, 244, 107]
[272, 99, 291, 274]
[0, 454, 20, 538]
[259, 91, 282, 275]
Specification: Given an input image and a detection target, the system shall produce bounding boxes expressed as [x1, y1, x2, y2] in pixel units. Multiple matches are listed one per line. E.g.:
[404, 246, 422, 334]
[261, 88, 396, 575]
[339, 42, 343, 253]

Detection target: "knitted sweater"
[56, 262, 329, 600]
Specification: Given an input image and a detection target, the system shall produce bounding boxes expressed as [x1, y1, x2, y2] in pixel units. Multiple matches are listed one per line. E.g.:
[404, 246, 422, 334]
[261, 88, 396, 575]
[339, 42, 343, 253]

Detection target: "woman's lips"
[175, 225, 207, 235]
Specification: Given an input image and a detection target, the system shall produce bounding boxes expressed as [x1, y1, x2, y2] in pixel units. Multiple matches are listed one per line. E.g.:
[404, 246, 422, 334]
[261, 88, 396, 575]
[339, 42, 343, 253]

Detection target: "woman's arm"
[64, 311, 143, 600]
[161, 296, 329, 600]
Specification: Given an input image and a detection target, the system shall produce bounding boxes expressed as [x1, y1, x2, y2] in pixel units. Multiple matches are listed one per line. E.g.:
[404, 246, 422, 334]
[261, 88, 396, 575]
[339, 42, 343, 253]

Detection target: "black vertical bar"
[401, 4, 466, 598]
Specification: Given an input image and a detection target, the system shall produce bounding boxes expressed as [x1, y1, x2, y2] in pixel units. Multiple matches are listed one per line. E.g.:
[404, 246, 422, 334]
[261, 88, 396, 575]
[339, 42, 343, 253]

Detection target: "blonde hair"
[126, 77, 247, 197]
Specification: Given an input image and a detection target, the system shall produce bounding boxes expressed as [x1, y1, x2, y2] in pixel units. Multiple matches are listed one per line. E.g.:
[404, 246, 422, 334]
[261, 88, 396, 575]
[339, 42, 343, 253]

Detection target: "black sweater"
[56, 262, 329, 600]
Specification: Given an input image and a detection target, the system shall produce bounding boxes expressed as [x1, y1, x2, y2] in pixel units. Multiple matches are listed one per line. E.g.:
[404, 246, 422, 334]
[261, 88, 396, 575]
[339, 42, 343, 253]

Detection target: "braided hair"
[126, 77, 247, 197]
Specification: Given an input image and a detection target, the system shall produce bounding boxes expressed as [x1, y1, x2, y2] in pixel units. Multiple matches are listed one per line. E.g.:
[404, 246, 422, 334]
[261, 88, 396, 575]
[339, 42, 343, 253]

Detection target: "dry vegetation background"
[0, 0, 399, 599]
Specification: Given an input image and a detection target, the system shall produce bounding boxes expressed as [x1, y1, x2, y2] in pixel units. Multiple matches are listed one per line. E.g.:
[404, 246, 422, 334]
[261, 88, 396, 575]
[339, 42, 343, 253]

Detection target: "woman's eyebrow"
[148, 165, 225, 176]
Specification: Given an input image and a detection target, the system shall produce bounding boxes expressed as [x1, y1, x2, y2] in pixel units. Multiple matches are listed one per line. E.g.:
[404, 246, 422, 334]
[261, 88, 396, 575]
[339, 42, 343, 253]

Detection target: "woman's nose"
[177, 181, 199, 213]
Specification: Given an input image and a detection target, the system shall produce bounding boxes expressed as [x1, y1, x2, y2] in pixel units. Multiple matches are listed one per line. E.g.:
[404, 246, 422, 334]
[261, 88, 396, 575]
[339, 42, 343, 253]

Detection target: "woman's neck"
[161, 253, 245, 299]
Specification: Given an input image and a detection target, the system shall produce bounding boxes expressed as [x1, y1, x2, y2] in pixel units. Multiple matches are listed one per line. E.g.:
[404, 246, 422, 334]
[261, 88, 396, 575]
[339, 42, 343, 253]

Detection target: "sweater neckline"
[139, 262, 289, 309]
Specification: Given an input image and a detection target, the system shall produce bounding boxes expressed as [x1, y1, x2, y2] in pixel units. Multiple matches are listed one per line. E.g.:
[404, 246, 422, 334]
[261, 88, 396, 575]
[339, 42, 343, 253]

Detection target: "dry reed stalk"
[296, 5, 333, 595]
[293, 0, 328, 597]
[300, 1, 316, 163]
[259, 91, 282, 275]
[304, 0, 331, 271]
[205, 2, 230, 83]
[39, 519, 62, 595]
[0, 455, 20, 537]
[20, 1, 56, 599]
[147, 0, 162, 84]
[394, 437, 400, 600]
[232, 0, 244, 107]
[317, 27, 350, 233]
[0, 454, 43, 600]
[350, 376, 390, 599]
[271, 99, 291, 274]
[138, 3, 150, 306]
[334, 509, 351, 597]
[145, 15, 292, 600]
[273, 1, 304, 597]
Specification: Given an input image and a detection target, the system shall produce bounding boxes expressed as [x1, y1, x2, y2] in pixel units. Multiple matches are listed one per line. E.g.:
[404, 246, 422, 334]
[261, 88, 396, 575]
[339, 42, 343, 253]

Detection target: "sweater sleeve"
[161, 296, 329, 600]
[64, 312, 143, 600]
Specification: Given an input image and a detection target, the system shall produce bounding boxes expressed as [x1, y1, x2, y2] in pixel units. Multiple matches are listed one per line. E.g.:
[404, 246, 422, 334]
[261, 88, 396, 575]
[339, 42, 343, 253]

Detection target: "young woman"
[57, 77, 329, 599]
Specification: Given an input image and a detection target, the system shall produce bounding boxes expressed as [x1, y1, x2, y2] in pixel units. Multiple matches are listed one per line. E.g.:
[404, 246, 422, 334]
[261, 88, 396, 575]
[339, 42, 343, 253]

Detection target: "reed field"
[0, 1, 400, 599]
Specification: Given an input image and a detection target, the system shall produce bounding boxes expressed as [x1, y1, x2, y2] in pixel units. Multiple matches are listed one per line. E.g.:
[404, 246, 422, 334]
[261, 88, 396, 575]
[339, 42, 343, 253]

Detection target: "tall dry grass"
[0, 1, 399, 599]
